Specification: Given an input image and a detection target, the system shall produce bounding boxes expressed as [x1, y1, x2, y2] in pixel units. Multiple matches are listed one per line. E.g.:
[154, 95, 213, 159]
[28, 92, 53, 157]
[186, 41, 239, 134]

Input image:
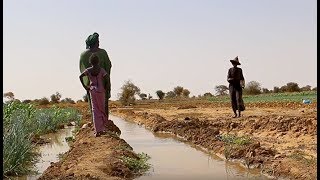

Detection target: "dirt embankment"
[38, 103, 143, 180]
[110, 101, 317, 180]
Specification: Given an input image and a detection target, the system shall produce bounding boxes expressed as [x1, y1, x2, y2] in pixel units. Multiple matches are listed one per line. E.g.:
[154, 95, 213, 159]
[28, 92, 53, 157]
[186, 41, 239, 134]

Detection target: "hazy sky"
[4, 0, 317, 101]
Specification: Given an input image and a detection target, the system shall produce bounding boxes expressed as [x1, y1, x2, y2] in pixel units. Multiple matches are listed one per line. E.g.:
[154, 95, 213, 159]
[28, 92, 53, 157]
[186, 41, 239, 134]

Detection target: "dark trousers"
[229, 85, 245, 112]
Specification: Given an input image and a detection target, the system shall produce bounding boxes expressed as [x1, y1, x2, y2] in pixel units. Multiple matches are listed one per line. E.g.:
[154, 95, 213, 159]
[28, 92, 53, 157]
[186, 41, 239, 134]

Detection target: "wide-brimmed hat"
[230, 56, 241, 65]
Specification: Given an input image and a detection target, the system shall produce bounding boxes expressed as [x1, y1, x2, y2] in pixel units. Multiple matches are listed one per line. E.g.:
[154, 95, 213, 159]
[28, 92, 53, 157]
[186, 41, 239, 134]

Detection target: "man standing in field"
[227, 56, 245, 118]
[80, 32, 112, 121]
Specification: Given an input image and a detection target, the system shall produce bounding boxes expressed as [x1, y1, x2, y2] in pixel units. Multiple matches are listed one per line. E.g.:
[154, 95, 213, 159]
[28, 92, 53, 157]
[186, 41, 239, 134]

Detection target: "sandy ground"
[110, 100, 317, 180]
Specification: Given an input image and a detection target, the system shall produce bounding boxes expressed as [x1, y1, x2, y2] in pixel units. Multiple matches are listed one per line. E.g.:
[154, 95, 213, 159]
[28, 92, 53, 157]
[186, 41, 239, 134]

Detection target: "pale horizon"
[4, 0, 317, 101]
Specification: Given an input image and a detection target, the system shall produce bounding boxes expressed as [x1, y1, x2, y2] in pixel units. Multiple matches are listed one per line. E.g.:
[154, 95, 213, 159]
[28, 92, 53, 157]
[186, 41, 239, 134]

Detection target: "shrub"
[50, 92, 61, 103]
[118, 80, 140, 106]
[22, 99, 32, 104]
[156, 90, 165, 100]
[38, 97, 50, 105]
[262, 88, 270, 93]
[139, 93, 147, 100]
[273, 86, 280, 93]
[285, 82, 300, 92]
[203, 92, 213, 97]
[61, 98, 75, 104]
[173, 86, 184, 97]
[182, 89, 190, 98]
[166, 91, 176, 98]
[300, 85, 311, 91]
[243, 81, 261, 95]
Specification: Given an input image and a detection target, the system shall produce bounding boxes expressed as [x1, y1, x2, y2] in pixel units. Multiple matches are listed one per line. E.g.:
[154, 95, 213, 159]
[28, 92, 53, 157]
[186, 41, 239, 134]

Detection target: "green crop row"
[3, 101, 82, 177]
[208, 91, 317, 103]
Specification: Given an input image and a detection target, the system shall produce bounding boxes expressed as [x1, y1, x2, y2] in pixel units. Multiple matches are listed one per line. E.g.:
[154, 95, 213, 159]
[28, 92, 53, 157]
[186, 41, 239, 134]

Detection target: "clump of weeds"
[121, 152, 151, 175]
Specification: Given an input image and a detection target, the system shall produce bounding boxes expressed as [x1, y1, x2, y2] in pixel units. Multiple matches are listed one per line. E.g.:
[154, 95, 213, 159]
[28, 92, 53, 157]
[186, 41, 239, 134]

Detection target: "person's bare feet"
[94, 132, 101, 137]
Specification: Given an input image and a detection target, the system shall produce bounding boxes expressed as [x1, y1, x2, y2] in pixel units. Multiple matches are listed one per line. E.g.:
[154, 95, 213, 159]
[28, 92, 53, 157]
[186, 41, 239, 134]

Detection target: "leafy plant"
[121, 152, 151, 174]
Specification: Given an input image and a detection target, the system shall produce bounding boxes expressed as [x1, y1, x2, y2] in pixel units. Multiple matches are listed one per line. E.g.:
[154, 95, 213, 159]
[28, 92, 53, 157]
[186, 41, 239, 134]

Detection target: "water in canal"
[111, 115, 269, 180]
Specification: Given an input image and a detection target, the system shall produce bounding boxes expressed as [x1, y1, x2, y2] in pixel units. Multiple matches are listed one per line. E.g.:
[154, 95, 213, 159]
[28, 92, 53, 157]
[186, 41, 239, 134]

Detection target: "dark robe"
[227, 67, 245, 111]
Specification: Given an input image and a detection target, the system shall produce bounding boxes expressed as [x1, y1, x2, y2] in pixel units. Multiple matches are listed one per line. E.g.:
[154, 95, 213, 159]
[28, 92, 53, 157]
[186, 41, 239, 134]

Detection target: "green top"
[79, 49, 112, 88]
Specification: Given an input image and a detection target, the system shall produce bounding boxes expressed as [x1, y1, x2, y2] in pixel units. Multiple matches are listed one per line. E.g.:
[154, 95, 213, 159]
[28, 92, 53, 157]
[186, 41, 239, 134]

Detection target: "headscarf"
[85, 32, 99, 49]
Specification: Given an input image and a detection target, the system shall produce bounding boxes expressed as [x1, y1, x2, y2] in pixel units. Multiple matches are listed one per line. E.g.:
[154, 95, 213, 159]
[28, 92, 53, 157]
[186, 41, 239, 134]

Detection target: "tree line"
[118, 80, 317, 105]
[4, 80, 316, 106]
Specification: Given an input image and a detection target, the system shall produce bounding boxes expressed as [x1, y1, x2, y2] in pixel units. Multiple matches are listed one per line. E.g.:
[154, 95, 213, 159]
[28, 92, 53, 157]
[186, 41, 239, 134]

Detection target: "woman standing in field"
[80, 54, 111, 137]
[227, 56, 245, 118]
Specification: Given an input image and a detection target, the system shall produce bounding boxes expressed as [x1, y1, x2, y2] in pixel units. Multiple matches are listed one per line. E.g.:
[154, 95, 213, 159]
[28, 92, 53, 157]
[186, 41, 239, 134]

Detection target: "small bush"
[38, 97, 50, 105]
[50, 92, 61, 103]
[61, 98, 75, 104]
[243, 81, 261, 95]
[122, 152, 151, 174]
[173, 86, 184, 97]
[156, 90, 165, 100]
[118, 80, 141, 106]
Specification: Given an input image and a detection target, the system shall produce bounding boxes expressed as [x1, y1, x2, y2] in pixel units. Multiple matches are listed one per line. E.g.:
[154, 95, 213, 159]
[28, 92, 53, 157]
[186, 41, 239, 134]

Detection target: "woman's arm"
[79, 72, 90, 91]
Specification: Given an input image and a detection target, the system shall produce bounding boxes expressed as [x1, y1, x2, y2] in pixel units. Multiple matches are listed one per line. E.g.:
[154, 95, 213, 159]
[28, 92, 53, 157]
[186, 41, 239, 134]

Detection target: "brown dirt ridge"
[38, 103, 144, 180]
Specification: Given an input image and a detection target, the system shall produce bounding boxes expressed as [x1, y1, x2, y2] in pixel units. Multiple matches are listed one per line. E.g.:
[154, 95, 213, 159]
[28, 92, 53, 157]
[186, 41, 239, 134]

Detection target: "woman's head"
[86, 32, 99, 49]
[89, 54, 99, 66]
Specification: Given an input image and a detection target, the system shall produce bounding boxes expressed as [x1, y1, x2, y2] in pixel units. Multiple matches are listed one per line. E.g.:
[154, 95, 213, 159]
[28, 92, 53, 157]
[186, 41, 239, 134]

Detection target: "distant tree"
[273, 86, 280, 93]
[243, 81, 261, 95]
[22, 99, 32, 104]
[203, 92, 213, 97]
[3, 92, 15, 101]
[262, 88, 270, 93]
[285, 82, 300, 92]
[156, 90, 165, 100]
[118, 80, 141, 106]
[215, 85, 228, 96]
[83, 94, 89, 102]
[280, 85, 287, 92]
[39, 97, 50, 105]
[61, 98, 75, 104]
[173, 86, 184, 97]
[182, 89, 190, 98]
[312, 87, 317, 91]
[148, 94, 152, 100]
[300, 85, 311, 91]
[76, 100, 83, 103]
[166, 91, 176, 98]
[139, 93, 147, 100]
[50, 92, 62, 103]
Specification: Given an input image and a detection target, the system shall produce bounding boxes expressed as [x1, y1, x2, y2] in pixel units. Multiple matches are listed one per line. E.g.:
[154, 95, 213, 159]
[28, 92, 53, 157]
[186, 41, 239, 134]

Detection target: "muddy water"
[14, 126, 75, 180]
[111, 115, 269, 180]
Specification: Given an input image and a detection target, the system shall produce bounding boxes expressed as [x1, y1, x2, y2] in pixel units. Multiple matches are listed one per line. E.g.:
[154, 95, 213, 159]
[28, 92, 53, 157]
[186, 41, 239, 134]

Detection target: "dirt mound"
[38, 103, 143, 180]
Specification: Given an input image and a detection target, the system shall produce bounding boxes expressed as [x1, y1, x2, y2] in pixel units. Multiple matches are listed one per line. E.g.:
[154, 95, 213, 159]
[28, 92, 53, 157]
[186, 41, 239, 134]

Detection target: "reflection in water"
[111, 115, 269, 180]
[12, 126, 75, 180]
